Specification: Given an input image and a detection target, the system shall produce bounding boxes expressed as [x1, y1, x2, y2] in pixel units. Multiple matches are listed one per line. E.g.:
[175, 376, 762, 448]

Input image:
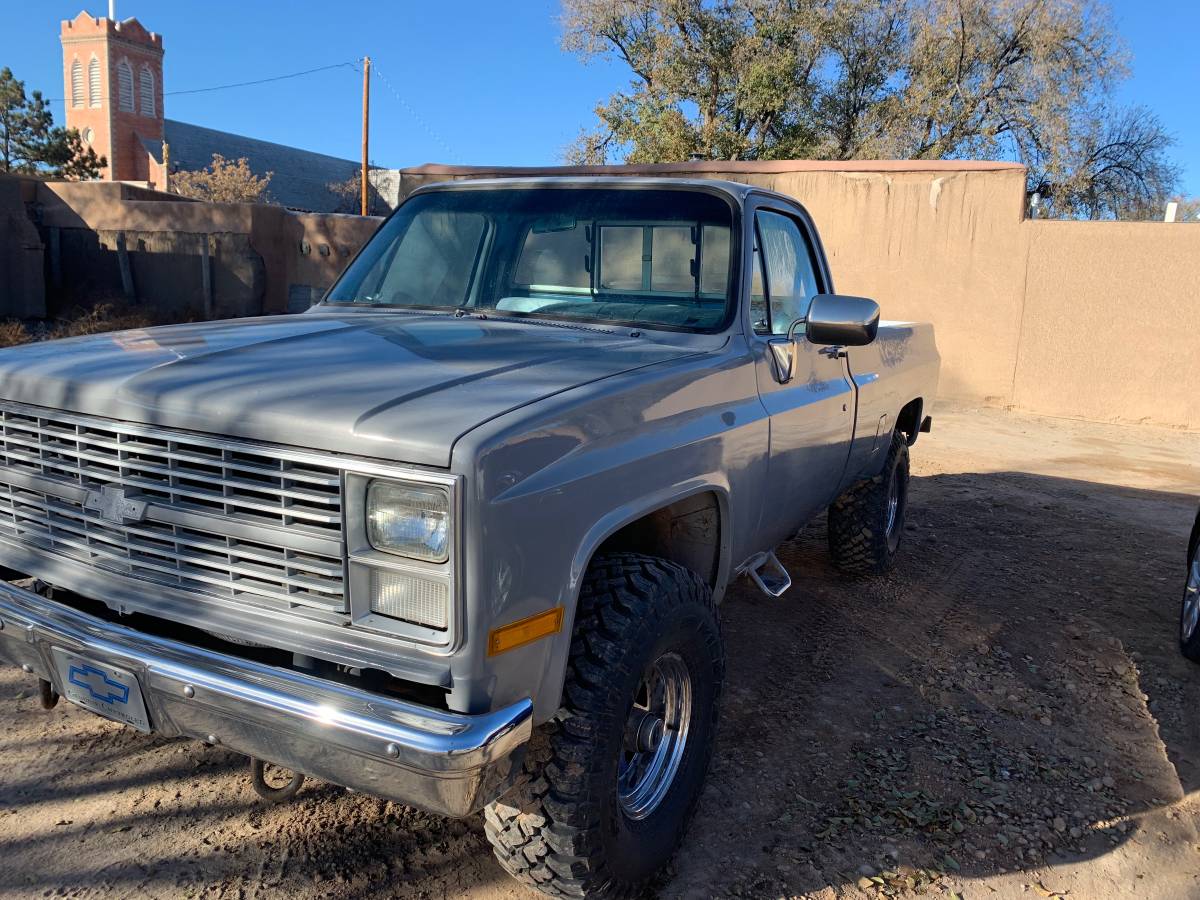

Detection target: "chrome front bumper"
[0, 580, 532, 817]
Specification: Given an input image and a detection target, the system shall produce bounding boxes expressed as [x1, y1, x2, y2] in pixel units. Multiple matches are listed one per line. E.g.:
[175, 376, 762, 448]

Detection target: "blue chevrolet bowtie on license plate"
[51, 648, 151, 732]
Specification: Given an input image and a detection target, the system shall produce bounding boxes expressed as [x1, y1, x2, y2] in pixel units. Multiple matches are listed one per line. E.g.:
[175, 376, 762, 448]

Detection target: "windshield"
[325, 188, 738, 332]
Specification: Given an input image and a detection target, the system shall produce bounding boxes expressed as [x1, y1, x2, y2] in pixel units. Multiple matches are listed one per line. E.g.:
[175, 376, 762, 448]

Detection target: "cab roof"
[411, 175, 778, 206]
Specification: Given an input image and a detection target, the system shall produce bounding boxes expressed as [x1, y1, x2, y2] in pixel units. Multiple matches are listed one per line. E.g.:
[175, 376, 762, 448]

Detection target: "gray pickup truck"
[0, 177, 937, 897]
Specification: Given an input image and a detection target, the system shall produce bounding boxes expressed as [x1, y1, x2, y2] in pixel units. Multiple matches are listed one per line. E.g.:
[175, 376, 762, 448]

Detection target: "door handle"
[819, 345, 847, 359]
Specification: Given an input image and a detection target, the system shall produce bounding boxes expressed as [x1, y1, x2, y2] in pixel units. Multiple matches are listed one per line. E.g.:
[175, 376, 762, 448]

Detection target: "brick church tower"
[60, 10, 164, 184]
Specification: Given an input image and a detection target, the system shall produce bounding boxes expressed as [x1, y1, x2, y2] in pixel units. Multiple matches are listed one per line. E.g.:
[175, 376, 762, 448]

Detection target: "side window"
[754, 210, 821, 336]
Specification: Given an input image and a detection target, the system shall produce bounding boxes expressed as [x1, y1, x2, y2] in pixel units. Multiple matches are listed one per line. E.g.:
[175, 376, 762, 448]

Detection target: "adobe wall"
[275, 212, 379, 311]
[709, 166, 1030, 407]
[0, 176, 47, 319]
[1015, 221, 1200, 429]
[25, 180, 380, 318]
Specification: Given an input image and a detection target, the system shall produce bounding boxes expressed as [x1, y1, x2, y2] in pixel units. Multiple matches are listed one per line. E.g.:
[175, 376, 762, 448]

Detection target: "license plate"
[51, 648, 151, 733]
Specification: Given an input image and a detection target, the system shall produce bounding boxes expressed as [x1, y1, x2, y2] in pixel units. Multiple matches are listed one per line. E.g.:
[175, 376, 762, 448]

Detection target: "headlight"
[348, 473, 457, 644]
[366, 480, 450, 562]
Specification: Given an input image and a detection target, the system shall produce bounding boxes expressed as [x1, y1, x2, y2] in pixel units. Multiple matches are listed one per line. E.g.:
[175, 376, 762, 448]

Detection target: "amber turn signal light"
[487, 607, 565, 656]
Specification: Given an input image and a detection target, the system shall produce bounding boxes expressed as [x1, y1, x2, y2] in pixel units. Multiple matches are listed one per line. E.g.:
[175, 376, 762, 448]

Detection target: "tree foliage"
[561, 0, 1180, 218]
[1170, 196, 1200, 223]
[0, 67, 105, 179]
[172, 154, 273, 204]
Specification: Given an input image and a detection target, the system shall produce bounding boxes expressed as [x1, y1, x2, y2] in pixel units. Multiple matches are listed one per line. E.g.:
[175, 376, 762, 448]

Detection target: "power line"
[45, 53, 460, 166]
[370, 62, 459, 163]
[164, 60, 360, 97]
[46, 60, 359, 103]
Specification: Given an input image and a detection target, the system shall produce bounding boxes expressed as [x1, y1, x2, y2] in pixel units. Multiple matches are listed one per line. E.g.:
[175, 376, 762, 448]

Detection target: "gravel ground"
[1, 404, 1198, 900]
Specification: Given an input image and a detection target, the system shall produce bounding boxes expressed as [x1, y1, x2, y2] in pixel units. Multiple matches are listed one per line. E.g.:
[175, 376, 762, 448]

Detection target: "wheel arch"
[568, 482, 732, 605]
[529, 483, 731, 722]
[896, 397, 924, 446]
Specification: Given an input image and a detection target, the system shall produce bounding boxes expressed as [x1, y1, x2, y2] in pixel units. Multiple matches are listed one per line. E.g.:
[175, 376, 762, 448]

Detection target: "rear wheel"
[1180, 543, 1200, 663]
[484, 552, 724, 898]
[828, 430, 910, 575]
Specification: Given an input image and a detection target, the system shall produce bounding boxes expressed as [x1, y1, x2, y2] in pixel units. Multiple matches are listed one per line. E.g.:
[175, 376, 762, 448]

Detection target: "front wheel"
[484, 552, 724, 898]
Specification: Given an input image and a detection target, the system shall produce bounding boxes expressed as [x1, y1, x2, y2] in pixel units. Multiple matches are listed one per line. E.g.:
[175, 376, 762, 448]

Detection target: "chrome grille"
[0, 404, 346, 615]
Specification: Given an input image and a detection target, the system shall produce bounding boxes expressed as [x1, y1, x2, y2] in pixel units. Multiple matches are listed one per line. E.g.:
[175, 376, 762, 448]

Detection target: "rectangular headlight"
[366, 480, 450, 563]
[369, 568, 449, 630]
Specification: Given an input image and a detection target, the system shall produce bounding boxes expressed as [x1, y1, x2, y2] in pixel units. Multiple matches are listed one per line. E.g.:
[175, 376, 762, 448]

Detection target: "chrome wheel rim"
[885, 475, 900, 536]
[618, 652, 692, 821]
[1183, 550, 1200, 642]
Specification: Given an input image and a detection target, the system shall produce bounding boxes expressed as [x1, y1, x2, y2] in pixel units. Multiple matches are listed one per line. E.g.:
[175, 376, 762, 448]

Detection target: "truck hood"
[0, 311, 697, 467]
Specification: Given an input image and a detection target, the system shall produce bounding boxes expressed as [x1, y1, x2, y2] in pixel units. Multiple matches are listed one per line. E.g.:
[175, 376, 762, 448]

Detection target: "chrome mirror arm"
[785, 316, 807, 342]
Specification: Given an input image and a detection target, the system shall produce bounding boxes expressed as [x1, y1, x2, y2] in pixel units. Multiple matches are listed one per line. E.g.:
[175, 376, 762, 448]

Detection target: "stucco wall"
[28, 180, 380, 317]
[0, 176, 46, 319]
[1015, 221, 1200, 428]
[722, 167, 1030, 406]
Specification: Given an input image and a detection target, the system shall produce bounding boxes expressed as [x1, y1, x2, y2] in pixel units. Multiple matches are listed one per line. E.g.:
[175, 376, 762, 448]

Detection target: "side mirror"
[805, 294, 880, 347]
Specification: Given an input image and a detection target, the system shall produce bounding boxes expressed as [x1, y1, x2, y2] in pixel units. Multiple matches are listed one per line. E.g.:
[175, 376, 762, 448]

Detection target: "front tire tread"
[484, 552, 722, 899]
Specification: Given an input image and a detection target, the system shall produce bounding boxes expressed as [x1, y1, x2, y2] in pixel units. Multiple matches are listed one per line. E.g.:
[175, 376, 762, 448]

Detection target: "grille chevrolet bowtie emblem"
[84, 485, 149, 524]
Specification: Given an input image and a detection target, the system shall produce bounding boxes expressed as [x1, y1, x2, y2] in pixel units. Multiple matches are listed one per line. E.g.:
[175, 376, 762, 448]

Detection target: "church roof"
[147, 120, 362, 212]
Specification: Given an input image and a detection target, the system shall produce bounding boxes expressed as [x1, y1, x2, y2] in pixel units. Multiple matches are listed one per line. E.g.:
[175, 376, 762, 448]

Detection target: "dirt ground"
[1, 404, 1198, 900]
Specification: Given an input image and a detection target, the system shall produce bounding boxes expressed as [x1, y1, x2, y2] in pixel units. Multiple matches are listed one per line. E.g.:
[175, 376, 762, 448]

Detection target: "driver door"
[749, 205, 855, 547]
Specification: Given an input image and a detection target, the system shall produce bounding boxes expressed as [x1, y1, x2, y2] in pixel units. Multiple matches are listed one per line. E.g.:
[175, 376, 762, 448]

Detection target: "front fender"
[452, 348, 768, 722]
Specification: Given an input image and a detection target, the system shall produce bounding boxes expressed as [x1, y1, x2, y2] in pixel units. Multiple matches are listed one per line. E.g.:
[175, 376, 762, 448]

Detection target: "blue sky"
[3, 0, 1197, 195]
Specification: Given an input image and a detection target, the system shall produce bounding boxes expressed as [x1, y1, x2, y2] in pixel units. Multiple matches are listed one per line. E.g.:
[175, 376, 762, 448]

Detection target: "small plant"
[0, 303, 158, 349]
[0, 320, 29, 348]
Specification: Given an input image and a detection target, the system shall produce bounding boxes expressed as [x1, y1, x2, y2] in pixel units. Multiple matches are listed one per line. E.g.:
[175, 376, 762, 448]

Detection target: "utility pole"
[361, 56, 370, 217]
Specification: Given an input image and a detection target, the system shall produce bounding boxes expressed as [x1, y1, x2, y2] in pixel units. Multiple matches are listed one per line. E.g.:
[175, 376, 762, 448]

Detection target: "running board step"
[746, 551, 792, 598]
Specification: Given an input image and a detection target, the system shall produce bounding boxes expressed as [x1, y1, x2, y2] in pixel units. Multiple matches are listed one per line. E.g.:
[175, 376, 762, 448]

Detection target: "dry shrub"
[0, 321, 31, 348]
[0, 304, 158, 350]
[48, 303, 155, 339]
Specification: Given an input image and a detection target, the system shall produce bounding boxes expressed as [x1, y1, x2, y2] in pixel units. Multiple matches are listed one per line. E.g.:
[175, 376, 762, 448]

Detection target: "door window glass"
[755, 211, 821, 335]
[750, 229, 769, 333]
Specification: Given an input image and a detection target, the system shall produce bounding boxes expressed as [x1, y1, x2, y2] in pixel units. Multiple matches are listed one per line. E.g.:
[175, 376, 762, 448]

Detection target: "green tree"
[0, 67, 105, 179]
[561, 0, 1180, 219]
[172, 154, 273, 204]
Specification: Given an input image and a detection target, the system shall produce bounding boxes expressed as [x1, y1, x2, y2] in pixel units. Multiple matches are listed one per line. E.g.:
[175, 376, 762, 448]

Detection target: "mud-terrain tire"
[1180, 541, 1200, 663]
[484, 552, 724, 899]
[828, 429, 910, 575]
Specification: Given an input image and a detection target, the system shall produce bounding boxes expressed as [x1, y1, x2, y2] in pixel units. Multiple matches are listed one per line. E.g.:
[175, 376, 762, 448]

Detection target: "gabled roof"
[158, 120, 361, 212]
